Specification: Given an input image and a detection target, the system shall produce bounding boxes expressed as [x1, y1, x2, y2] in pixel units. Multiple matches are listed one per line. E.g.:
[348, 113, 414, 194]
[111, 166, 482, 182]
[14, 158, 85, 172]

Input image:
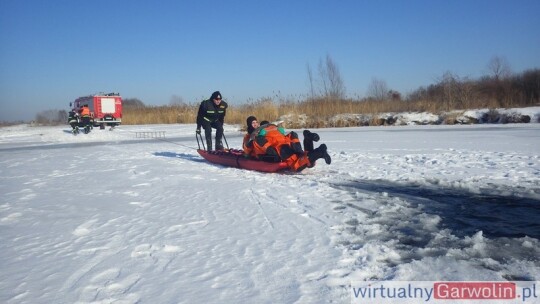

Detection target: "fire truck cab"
[70, 93, 122, 129]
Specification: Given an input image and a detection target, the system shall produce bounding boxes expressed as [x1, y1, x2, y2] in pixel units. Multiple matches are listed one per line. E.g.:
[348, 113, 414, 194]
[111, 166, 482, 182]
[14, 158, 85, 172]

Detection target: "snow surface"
[1, 122, 539, 303]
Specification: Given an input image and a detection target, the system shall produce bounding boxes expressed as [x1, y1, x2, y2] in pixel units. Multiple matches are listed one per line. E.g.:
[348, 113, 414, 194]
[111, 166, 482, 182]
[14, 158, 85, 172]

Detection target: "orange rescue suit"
[80, 107, 90, 117]
[243, 124, 311, 171]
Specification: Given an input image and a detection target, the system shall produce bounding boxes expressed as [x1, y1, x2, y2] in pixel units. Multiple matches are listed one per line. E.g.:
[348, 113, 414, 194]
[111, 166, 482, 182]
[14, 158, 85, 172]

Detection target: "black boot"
[322, 146, 331, 164]
[307, 144, 331, 165]
[206, 139, 212, 151]
[303, 130, 320, 152]
[215, 141, 224, 151]
[303, 130, 320, 142]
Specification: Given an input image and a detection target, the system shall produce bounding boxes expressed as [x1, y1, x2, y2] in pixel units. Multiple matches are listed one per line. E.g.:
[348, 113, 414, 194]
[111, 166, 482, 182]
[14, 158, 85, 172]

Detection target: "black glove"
[196, 128, 201, 134]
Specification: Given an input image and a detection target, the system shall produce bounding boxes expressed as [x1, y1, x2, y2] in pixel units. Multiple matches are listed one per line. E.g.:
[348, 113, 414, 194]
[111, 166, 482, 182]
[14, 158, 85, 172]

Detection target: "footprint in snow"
[129, 201, 150, 208]
[78, 271, 141, 303]
[130, 243, 182, 272]
[122, 191, 140, 197]
[72, 219, 99, 237]
[131, 244, 182, 259]
[1, 212, 22, 224]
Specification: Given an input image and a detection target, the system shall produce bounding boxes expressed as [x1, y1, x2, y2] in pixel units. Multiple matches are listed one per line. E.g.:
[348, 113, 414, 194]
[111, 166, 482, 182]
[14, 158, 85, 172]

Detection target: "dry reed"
[123, 96, 538, 128]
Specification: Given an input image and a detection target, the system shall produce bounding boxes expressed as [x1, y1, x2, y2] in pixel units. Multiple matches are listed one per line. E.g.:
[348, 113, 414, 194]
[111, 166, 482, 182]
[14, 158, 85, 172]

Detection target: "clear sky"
[1, 0, 539, 121]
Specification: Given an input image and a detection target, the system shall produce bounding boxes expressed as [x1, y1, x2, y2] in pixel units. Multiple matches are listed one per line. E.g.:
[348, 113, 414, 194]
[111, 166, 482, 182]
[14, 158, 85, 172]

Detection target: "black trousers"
[81, 116, 91, 127]
[201, 120, 223, 149]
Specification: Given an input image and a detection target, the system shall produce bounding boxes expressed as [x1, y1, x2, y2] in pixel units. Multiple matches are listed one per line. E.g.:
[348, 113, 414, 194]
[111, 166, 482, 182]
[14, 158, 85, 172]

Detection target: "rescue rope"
[249, 188, 275, 230]
[152, 135, 199, 150]
[115, 128, 199, 150]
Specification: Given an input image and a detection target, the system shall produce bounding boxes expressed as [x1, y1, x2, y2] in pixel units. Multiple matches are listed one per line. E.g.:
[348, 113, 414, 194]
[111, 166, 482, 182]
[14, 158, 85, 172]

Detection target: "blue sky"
[1, 0, 539, 121]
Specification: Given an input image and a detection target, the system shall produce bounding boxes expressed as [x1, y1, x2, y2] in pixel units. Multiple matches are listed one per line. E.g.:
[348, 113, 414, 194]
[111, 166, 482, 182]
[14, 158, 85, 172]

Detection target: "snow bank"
[278, 106, 540, 127]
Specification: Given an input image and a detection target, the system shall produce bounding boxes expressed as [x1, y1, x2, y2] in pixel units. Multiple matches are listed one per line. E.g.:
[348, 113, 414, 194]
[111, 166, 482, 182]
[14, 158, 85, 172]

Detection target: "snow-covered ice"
[1, 122, 539, 303]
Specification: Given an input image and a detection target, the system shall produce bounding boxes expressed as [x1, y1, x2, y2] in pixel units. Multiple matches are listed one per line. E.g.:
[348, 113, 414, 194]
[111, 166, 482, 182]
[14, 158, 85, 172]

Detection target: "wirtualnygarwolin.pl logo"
[351, 281, 538, 303]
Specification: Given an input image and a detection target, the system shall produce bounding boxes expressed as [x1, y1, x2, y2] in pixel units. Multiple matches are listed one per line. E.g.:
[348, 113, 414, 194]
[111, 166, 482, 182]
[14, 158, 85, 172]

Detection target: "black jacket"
[68, 111, 79, 123]
[196, 99, 228, 128]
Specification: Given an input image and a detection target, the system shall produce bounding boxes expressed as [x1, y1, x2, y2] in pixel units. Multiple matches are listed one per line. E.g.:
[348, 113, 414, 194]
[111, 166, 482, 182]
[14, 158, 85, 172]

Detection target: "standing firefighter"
[79, 104, 92, 134]
[196, 91, 228, 151]
[67, 110, 79, 135]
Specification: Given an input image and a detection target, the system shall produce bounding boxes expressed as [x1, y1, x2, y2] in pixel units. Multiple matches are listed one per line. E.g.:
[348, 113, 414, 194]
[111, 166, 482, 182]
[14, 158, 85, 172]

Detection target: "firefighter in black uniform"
[67, 110, 79, 134]
[196, 91, 228, 151]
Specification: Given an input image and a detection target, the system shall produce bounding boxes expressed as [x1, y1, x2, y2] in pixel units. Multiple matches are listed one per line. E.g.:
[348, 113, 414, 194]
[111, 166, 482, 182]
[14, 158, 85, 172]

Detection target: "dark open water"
[333, 180, 540, 239]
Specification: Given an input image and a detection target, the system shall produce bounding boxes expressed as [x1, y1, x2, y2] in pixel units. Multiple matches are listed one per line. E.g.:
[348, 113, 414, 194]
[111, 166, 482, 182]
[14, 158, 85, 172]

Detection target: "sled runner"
[197, 149, 289, 173]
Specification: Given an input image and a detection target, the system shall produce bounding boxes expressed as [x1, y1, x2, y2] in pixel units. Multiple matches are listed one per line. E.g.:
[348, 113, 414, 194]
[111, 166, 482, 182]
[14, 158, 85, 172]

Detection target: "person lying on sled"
[242, 116, 331, 172]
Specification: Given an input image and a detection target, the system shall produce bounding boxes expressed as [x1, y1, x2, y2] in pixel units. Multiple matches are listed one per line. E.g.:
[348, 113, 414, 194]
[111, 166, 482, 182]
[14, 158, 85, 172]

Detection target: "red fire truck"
[70, 93, 122, 129]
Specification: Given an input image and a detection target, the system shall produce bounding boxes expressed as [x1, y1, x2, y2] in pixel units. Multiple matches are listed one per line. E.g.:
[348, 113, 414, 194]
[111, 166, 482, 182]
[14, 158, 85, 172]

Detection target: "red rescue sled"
[197, 149, 289, 173]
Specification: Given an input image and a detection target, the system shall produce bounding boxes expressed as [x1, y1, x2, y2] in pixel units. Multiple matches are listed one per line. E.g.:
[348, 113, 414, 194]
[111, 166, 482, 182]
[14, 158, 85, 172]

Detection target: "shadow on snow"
[153, 151, 206, 163]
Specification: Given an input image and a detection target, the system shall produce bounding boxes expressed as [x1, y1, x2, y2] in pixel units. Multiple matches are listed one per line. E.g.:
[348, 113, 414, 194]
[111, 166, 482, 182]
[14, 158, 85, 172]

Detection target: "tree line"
[30, 56, 539, 126]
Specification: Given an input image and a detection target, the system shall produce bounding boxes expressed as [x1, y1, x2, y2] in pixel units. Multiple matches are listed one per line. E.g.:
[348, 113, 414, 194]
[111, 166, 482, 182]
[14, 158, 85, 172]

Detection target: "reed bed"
[123, 95, 535, 128]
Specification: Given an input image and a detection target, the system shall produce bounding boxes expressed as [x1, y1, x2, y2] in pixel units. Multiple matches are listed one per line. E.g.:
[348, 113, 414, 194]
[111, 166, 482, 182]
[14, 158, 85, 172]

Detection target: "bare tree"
[58, 110, 67, 123]
[388, 90, 402, 101]
[520, 68, 540, 105]
[325, 54, 345, 98]
[366, 78, 389, 101]
[487, 56, 513, 106]
[123, 98, 145, 108]
[318, 59, 329, 97]
[306, 63, 316, 100]
[441, 71, 459, 109]
[317, 54, 346, 99]
[35, 109, 66, 125]
[487, 56, 512, 80]
[457, 78, 475, 109]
